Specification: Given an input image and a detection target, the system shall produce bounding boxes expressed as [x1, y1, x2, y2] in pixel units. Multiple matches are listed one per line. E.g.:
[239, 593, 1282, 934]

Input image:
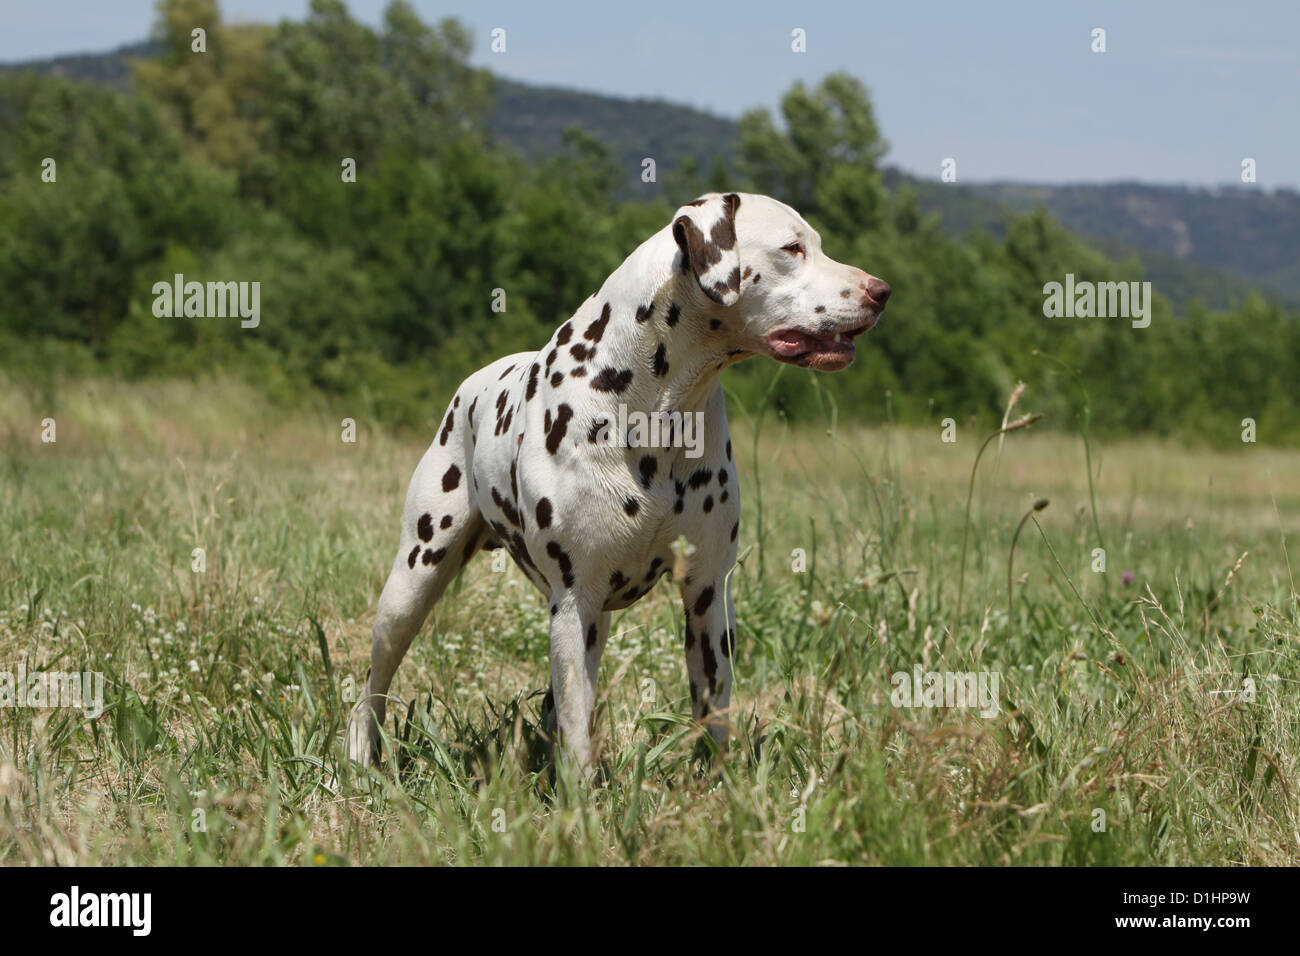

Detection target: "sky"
[2, 0, 1297, 188]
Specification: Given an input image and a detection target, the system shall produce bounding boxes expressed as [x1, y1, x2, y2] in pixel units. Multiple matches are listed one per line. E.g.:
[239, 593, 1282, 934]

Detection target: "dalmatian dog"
[346, 192, 890, 770]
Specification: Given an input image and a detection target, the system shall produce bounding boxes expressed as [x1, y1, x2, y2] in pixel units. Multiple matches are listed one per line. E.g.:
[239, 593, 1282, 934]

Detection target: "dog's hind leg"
[346, 442, 484, 766]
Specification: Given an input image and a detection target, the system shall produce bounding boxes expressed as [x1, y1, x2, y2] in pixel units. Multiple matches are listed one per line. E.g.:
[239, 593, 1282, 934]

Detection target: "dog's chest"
[461, 299, 740, 601]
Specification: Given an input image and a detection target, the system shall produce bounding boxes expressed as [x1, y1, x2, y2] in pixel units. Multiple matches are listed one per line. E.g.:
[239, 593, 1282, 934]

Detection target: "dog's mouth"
[767, 322, 872, 371]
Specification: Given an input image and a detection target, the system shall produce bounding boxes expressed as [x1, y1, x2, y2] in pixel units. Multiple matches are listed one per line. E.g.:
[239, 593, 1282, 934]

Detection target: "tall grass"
[0, 374, 1297, 865]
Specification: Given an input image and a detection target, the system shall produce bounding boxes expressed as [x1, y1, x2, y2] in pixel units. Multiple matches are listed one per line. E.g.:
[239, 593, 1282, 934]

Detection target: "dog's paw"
[345, 705, 381, 767]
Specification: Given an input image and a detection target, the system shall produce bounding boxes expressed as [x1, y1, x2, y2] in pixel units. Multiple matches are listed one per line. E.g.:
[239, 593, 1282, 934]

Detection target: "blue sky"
[3, 0, 1297, 188]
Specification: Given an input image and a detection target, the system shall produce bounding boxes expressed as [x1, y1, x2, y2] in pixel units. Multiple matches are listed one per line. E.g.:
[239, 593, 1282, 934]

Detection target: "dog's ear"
[672, 192, 743, 306]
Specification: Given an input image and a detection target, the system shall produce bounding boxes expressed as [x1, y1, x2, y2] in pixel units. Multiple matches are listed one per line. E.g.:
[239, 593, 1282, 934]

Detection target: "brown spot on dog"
[688, 468, 713, 489]
[510, 531, 535, 571]
[535, 498, 552, 529]
[546, 541, 575, 588]
[635, 302, 655, 323]
[491, 487, 522, 528]
[712, 267, 741, 300]
[591, 368, 634, 394]
[701, 634, 718, 691]
[441, 514, 453, 530]
[556, 321, 574, 345]
[585, 304, 611, 342]
[638, 454, 658, 489]
[545, 404, 573, 455]
[624, 497, 639, 516]
[442, 464, 461, 492]
[710, 207, 737, 251]
[675, 216, 723, 273]
[694, 586, 715, 616]
[417, 513, 435, 541]
[652, 344, 669, 377]
[666, 303, 680, 326]
[407, 545, 421, 569]
[586, 623, 597, 650]
[526, 363, 540, 401]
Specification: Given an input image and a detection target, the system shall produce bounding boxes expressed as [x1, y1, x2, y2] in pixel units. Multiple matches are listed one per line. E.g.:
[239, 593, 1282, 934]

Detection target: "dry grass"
[1, 374, 1297, 865]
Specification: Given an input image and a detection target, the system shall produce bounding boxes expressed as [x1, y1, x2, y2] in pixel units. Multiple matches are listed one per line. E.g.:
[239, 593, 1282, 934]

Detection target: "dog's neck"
[568, 226, 754, 418]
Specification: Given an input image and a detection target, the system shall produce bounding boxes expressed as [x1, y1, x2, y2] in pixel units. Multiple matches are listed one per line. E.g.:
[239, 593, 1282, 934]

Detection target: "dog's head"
[671, 192, 890, 371]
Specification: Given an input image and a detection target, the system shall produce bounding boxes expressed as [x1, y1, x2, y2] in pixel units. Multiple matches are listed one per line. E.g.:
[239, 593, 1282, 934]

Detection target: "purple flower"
[1121, 571, 1135, 585]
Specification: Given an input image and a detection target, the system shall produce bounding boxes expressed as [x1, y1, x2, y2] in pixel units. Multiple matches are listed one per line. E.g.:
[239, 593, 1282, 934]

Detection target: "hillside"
[2, 39, 1296, 310]
[0, 40, 159, 90]
[489, 77, 738, 179]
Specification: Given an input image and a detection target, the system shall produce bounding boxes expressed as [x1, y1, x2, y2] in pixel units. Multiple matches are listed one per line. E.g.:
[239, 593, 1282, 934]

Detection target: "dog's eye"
[781, 242, 805, 257]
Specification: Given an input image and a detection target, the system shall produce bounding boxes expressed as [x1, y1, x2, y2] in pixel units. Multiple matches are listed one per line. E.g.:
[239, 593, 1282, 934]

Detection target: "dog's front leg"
[682, 576, 737, 751]
[547, 594, 603, 776]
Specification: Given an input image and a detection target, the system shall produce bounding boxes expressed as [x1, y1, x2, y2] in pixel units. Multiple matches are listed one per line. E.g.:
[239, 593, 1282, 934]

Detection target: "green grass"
[1, 373, 1297, 865]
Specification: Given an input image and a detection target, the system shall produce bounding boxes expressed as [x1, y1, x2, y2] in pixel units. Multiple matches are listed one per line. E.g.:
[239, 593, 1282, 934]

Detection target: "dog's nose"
[863, 277, 891, 308]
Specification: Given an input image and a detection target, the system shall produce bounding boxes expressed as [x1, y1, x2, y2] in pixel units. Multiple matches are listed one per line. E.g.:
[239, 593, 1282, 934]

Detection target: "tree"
[737, 72, 888, 219]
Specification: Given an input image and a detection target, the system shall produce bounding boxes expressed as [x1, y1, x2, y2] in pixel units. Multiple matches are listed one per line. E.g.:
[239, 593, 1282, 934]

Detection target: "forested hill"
[3, 37, 1296, 311]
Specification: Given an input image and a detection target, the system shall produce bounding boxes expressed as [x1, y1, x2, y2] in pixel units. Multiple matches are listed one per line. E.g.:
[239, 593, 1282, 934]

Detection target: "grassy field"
[1, 374, 1297, 865]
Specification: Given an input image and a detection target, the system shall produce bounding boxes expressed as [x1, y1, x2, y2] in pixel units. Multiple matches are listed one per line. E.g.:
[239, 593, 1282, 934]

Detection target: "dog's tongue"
[768, 328, 857, 370]
[769, 329, 821, 358]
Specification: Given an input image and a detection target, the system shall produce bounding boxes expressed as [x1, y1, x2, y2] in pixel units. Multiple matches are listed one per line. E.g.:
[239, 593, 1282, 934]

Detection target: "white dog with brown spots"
[347, 192, 891, 770]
